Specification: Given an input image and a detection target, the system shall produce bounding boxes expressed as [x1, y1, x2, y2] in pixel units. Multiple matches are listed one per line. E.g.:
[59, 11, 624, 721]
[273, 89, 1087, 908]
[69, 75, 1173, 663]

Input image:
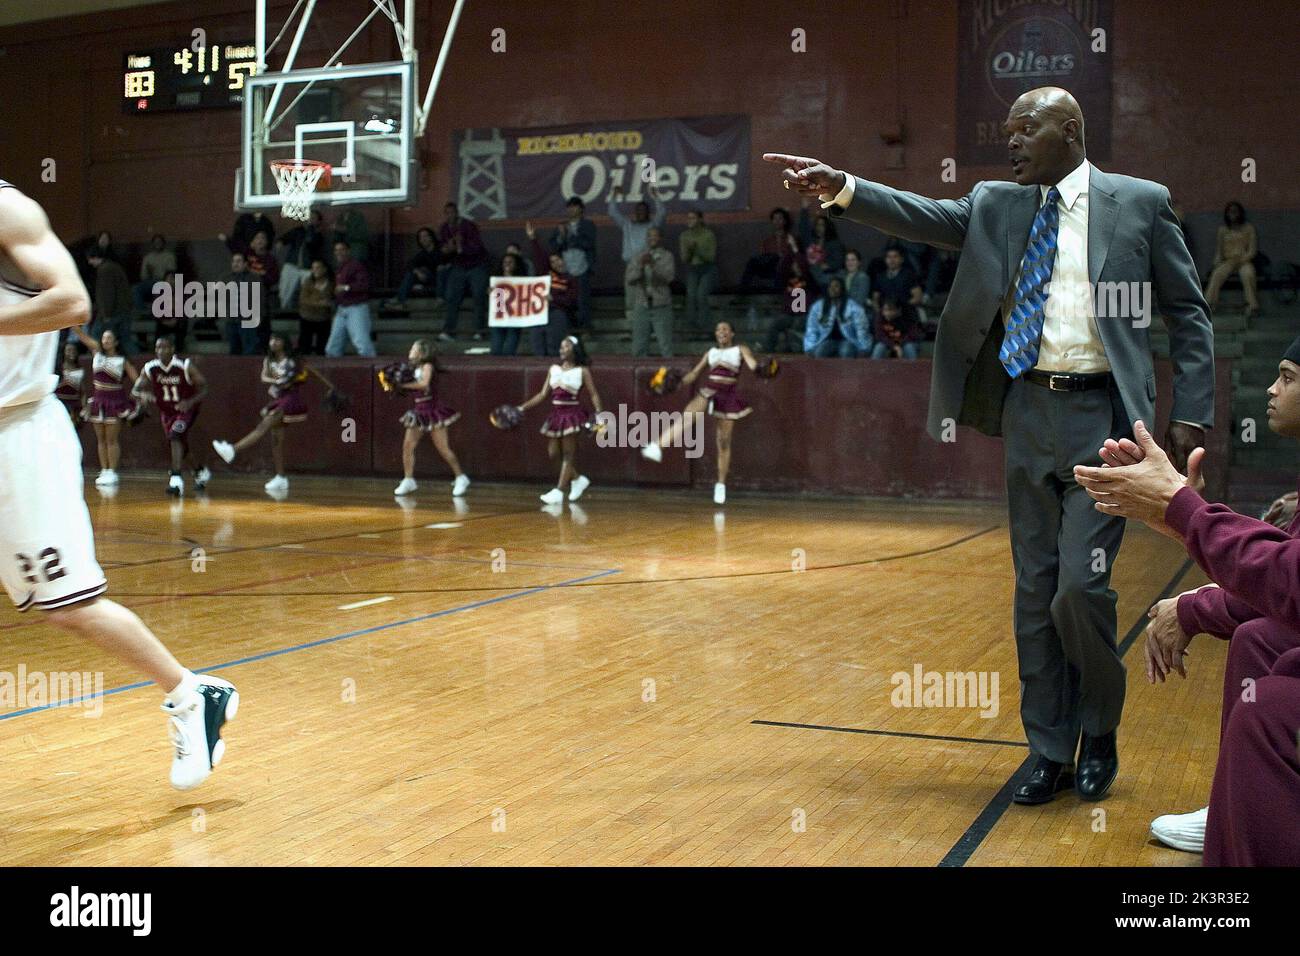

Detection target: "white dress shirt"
[822, 159, 1110, 373]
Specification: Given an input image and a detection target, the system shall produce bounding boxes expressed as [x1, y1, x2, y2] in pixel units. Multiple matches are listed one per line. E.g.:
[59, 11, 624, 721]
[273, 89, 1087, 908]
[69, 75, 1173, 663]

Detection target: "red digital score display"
[122, 42, 258, 113]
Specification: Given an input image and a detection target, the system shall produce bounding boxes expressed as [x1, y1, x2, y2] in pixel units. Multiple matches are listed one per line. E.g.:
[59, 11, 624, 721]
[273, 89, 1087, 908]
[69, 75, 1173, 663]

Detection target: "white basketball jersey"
[0, 180, 58, 409]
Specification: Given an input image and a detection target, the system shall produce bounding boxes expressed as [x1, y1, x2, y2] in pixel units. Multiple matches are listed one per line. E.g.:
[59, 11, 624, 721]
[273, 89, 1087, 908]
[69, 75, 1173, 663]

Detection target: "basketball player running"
[133, 334, 212, 496]
[642, 320, 758, 505]
[0, 178, 237, 790]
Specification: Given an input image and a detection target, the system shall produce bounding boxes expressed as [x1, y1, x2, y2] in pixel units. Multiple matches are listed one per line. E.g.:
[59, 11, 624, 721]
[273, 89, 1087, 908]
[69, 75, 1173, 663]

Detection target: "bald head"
[1004, 86, 1087, 187]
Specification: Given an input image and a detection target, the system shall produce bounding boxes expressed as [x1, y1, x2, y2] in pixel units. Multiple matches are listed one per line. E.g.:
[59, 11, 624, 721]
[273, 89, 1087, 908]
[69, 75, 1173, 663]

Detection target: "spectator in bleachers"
[332, 209, 370, 266]
[152, 270, 186, 352]
[526, 222, 578, 357]
[296, 259, 335, 356]
[803, 277, 871, 358]
[437, 202, 490, 341]
[278, 210, 328, 311]
[739, 207, 799, 297]
[870, 296, 922, 360]
[762, 257, 811, 353]
[226, 211, 275, 253]
[133, 233, 176, 314]
[843, 249, 870, 311]
[325, 240, 375, 358]
[504, 242, 531, 276]
[244, 230, 280, 349]
[608, 185, 665, 263]
[625, 226, 675, 358]
[798, 201, 845, 291]
[871, 247, 923, 319]
[386, 227, 441, 312]
[223, 251, 263, 356]
[679, 209, 718, 333]
[86, 247, 135, 356]
[488, 251, 529, 356]
[550, 197, 597, 328]
[1205, 200, 1260, 319]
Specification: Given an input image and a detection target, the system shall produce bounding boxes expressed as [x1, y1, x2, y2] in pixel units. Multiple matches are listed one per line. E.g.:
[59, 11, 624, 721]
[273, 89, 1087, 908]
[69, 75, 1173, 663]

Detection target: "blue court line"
[0, 567, 620, 722]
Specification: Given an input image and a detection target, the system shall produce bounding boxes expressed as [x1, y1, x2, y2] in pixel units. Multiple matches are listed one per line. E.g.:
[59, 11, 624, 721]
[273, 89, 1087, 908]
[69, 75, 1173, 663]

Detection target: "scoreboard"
[122, 42, 258, 113]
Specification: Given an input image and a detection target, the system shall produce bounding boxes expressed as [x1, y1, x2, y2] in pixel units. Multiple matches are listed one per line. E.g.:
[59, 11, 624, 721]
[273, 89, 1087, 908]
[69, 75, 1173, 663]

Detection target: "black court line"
[936, 556, 1195, 868]
[103, 524, 1003, 596]
[752, 719, 1029, 749]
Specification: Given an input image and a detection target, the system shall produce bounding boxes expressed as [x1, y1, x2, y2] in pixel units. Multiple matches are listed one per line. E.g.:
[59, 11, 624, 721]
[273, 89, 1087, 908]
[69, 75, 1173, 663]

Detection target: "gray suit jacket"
[831, 166, 1215, 441]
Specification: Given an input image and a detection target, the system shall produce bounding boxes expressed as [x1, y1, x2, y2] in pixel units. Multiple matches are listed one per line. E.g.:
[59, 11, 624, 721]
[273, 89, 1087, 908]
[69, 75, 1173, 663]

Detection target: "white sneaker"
[95, 469, 119, 486]
[452, 474, 471, 497]
[539, 487, 565, 504]
[569, 474, 590, 501]
[1150, 806, 1208, 853]
[194, 466, 211, 490]
[167, 473, 184, 497]
[163, 675, 238, 791]
[714, 483, 726, 505]
[641, 443, 663, 463]
[212, 440, 236, 464]
[264, 475, 289, 492]
[394, 477, 418, 496]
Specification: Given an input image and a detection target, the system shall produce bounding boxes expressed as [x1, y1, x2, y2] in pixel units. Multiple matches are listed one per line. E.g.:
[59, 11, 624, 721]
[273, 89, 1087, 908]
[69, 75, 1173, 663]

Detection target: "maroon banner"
[452, 115, 750, 221]
[957, 0, 1112, 165]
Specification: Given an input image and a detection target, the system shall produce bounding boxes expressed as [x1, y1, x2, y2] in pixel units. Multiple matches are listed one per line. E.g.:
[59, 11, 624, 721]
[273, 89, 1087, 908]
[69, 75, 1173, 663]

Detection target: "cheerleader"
[211, 332, 307, 493]
[73, 325, 138, 486]
[516, 334, 603, 504]
[393, 338, 470, 497]
[55, 339, 86, 423]
[642, 319, 757, 504]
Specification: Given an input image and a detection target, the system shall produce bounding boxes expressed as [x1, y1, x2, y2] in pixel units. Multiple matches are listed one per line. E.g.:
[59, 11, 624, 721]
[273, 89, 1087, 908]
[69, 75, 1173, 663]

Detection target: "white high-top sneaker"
[163, 675, 239, 791]
[194, 466, 211, 490]
[1150, 807, 1208, 853]
[167, 473, 184, 497]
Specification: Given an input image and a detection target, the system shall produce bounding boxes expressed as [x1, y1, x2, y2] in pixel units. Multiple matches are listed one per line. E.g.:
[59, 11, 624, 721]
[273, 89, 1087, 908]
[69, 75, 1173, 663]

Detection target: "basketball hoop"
[269, 159, 332, 221]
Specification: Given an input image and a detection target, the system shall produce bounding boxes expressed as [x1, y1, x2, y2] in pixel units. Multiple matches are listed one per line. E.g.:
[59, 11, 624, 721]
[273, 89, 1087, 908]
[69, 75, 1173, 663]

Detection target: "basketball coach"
[766, 87, 1214, 803]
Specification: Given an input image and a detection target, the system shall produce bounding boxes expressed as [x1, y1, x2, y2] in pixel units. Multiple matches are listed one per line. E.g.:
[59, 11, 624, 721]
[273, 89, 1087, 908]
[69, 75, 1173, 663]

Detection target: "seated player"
[133, 334, 211, 496]
[0, 176, 236, 790]
[211, 331, 307, 495]
[1073, 339, 1300, 865]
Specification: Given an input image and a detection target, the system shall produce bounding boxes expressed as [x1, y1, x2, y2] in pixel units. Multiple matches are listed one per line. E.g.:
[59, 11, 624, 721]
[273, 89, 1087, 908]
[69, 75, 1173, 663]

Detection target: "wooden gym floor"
[0, 474, 1222, 866]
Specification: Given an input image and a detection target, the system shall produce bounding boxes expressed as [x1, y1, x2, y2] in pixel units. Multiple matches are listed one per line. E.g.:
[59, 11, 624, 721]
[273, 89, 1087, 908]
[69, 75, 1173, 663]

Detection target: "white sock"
[164, 670, 200, 706]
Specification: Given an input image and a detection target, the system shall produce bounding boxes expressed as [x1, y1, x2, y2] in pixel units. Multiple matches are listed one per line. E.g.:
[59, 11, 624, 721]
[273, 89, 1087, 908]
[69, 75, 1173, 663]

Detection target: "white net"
[270, 161, 329, 221]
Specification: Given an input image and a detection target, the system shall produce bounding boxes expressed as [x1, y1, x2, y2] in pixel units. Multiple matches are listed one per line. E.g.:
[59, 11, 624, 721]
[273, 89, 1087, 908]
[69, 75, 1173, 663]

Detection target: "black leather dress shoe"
[1076, 731, 1118, 800]
[1012, 755, 1074, 805]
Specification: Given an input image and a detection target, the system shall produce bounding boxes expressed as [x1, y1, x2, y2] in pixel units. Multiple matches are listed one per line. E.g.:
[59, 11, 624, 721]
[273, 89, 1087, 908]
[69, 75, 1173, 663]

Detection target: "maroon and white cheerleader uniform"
[86, 352, 136, 422]
[697, 345, 752, 420]
[260, 356, 308, 424]
[142, 355, 200, 439]
[540, 364, 590, 437]
[400, 363, 460, 432]
[55, 365, 83, 420]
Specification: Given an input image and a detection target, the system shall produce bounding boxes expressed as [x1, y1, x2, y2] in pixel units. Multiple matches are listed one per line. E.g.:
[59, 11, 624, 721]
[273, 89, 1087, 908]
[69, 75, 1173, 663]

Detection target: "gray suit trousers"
[1002, 375, 1129, 763]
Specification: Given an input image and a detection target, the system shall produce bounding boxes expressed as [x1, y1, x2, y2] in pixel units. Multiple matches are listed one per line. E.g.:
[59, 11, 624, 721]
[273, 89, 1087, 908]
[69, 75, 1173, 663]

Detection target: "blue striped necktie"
[1000, 186, 1061, 377]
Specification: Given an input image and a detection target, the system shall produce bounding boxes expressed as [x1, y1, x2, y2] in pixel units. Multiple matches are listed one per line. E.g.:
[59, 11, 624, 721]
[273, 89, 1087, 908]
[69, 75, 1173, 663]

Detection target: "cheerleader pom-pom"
[648, 366, 684, 395]
[377, 362, 415, 394]
[754, 355, 780, 380]
[490, 404, 523, 430]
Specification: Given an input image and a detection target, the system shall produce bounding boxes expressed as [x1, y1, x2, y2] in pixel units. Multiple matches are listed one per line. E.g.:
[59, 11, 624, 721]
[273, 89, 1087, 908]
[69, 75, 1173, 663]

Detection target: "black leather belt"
[1024, 369, 1111, 392]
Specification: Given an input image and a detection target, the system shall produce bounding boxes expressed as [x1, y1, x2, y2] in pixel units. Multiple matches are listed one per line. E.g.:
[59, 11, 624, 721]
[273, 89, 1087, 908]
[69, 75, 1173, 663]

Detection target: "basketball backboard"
[237, 60, 416, 211]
